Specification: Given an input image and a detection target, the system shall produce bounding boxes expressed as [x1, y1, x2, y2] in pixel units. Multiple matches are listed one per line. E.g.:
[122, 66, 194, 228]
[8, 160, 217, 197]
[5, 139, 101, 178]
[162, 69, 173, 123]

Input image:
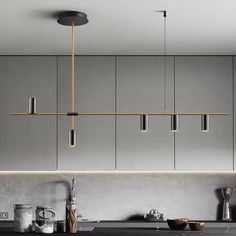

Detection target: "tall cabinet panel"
[0, 56, 57, 170]
[175, 56, 233, 171]
[116, 56, 174, 170]
[234, 57, 236, 171]
[58, 56, 115, 170]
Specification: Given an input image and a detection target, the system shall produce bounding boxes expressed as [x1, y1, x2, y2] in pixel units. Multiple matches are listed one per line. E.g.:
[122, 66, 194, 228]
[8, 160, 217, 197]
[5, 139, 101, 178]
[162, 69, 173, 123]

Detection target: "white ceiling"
[1, 0, 236, 55]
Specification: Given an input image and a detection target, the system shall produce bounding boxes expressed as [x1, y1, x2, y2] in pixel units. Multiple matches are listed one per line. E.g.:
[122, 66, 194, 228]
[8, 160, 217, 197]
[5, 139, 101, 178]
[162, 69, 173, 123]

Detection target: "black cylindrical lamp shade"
[140, 114, 148, 132]
[171, 114, 178, 132]
[28, 97, 37, 114]
[68, 129, 77, 147]
[201, 114, 209, 132]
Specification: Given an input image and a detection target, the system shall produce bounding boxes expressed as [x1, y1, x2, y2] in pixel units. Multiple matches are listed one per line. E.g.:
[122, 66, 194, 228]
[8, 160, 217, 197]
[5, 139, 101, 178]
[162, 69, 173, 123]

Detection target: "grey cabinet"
[175, 56, 233, 171]
[0, 56, 57, 170]
[0, 56, 234, 172]
[234, 57, 236, 171]
[116, 56, 175, 170]
[57, 56, 115, 170]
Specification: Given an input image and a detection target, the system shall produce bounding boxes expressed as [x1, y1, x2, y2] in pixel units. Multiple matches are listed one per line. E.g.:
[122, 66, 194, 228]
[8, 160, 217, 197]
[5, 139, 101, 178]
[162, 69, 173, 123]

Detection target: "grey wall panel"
[0, 56, 57, 170]
[234, 57, 236, 171]
[116, 57, 174, 170]
[1, 173, 236, 221]
[175, 56, 233, 171]
[58, 56, 115, 170]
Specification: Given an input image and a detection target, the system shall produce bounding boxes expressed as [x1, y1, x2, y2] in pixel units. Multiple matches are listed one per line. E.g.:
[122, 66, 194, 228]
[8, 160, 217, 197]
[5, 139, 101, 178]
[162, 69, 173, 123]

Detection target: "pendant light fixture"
[201, 114, 209, 132]
[69, 129, 77, 147]
[171, 114, 179, 132]
[158, 10, 180, 133]
[160, 11, 179, 133]
[140, 114, 149, 132]
[28, 97, 37, 115]
[57, 11, 89, 147]
[11, 10, 228, 147]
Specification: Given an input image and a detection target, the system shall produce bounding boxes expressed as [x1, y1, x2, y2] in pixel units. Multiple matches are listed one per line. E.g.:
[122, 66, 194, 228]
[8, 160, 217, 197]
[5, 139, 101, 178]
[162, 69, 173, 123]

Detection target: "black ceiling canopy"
[57, 11, 88, 26]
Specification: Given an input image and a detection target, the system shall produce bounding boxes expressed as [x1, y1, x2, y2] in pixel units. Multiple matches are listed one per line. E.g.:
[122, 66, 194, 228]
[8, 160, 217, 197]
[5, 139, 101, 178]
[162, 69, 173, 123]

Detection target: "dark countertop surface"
[1, 228, 236, 235]
[1, 221, 236, 235]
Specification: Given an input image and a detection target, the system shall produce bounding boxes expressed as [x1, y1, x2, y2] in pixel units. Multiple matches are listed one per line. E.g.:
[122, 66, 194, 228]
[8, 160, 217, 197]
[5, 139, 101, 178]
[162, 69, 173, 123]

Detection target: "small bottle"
[66, 178, 77, 233]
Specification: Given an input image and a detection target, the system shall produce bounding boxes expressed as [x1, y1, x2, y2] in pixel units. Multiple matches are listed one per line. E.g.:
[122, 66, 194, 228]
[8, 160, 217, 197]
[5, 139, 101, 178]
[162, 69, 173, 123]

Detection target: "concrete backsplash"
[0, 172, 236, 221]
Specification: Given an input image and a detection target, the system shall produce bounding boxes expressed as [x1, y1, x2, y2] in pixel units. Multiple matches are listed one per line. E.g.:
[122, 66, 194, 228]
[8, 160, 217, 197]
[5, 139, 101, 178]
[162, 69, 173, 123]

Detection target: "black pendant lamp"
[140, 114, 149, 132]
[28, 97, 37, 115]
[171, 114, 178, 132]
[201, 114, 209, 132]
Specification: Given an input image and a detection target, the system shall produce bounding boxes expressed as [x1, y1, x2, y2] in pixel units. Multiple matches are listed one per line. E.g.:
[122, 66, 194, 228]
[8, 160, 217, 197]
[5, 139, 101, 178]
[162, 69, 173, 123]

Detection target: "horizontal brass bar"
[75, 112, 229, 116]
[11, 113, 67, 115]
[11, 112, 229, 116]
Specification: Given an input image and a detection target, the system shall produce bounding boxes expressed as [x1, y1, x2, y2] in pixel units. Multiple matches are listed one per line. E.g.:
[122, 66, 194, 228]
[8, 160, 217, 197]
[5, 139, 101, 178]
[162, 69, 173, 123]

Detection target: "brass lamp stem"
[71, 18, 75, 130]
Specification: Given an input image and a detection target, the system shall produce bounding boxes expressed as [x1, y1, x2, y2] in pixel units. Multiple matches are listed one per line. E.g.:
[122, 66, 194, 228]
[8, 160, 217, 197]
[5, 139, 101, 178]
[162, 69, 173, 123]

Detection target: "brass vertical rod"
[71, 18, 75, 129]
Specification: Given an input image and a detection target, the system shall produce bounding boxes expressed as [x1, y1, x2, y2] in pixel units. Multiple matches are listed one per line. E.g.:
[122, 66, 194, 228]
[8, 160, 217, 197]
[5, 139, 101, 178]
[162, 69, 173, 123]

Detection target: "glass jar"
[14, 204, 33, 233]
[66, 200, 77, 233]
[35, 206, 55, 234]
[57, 220, 66, 233]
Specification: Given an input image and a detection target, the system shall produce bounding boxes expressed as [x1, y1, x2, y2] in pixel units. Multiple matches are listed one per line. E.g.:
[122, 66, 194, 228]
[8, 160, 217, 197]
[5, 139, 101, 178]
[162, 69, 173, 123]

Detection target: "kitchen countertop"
[1, 228, 236, 236]
[1, 221, 236, 235]
[2, 220, 236, 229]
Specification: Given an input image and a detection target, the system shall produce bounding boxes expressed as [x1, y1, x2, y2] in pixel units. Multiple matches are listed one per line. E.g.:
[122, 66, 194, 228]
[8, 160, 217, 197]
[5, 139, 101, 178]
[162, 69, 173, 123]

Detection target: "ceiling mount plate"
[57, 11, 88, 26]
